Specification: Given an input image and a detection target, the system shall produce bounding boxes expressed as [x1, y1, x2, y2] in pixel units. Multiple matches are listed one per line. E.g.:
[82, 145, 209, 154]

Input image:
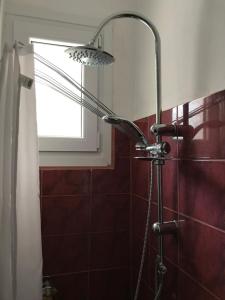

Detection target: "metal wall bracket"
[150, 123, 194, 139]
[20, 74, 33, 89]
[152, 220, 179, 235]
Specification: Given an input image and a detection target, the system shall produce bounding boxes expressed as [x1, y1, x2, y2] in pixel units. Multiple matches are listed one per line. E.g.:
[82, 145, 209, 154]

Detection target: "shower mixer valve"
[146, 141, 170, 155]
[135, 141, 171, 156]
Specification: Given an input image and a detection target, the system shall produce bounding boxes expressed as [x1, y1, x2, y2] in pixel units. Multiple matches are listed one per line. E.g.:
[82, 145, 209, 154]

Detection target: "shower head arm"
[90, 12, 160, 47]
[89, 11, 161, 124]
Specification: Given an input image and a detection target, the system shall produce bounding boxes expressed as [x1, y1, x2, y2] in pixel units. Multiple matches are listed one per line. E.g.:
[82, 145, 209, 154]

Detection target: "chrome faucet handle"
[135, 141, 171, 156]
[135, 142, 148, 151]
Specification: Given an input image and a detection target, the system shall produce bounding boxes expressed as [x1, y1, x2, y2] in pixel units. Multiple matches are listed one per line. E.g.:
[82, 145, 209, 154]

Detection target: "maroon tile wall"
[41, 90, 225, 300]
[131, 90, 225, 300]
[40, 129, 131, 300]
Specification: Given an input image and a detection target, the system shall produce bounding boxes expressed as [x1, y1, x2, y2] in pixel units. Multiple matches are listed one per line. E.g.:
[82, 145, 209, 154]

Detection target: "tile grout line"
[178, 267, 221, 300]
[88, 167, 93, 300]
[42, 229, 129, 238]
[179, 212, 225, 234]
[41, 192, 131, 197]
[132, 193, 149, 202]
[47, 266, 131, 277]
[148, 244, 221, 300]
[129, 144, 134, 299]
[158, 203, 225, 234]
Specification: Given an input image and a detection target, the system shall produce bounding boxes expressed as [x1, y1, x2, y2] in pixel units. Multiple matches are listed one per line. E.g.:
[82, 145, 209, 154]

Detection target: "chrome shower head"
[65, 45, 115, 66]
[102, 115, 149, 147]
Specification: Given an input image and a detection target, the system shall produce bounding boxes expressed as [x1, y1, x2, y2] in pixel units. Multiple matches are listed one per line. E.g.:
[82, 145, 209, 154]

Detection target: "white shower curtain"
[0, 44, 42, 300]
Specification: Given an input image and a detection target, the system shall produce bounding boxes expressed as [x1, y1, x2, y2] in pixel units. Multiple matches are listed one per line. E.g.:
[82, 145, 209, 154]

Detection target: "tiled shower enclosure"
[41, 90, 225, 300]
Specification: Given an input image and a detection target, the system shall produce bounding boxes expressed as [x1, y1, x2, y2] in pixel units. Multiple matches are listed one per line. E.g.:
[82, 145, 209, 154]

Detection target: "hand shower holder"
[151, 123, 194, 139]
[152, 220, 179, 235]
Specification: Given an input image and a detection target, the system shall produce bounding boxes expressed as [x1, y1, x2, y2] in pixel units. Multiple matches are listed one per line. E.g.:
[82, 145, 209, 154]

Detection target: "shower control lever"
[135, 142, 148, 151]
[146, 142, 170, 155]
[152, 220, 178, 235]
[135, 141, 170, 155]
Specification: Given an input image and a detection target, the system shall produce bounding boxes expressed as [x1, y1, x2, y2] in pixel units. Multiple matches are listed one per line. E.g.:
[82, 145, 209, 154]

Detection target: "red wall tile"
[132, 158, 150, 199]
[41, 90, 225, 300]
[132, 91, 225, 300]
[162, 160, 178, 211]
[51, 273, 89, 300]
[91, 193, 130, 232]
[90, 231, 129, 269]
[179, 160, 225, 230]
[42, 169, 91, 195]
[177, 92, 225, 159]
[92, 157, 130, 194]
[42, 234, 89, 274]
[89, 269, 130, 300]
[178, 270, 218, 300]
[179, 217, 225, 299]
[40, 129, 131, 300]
[41, 195, 90, 235]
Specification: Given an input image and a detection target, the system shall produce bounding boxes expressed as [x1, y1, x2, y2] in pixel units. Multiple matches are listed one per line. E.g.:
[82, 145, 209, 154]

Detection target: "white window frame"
[6, 14, 113, 166]
[32, 38, 100, 152]
[14, 21, 100, 152]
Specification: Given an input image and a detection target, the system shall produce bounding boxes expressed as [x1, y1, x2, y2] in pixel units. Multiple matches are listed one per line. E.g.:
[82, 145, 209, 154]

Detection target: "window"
[32, 38, 99, 151]
[10, 16, 112, 166]
[32, 39, 83, 139]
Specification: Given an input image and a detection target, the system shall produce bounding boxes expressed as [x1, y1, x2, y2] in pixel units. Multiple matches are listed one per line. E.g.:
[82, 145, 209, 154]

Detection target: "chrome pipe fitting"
[135, 142, 149, 151]
[158, 262, 167, 275]
[146, 142, 170, 155]
[135, 142, 170, 156]
[135, 141, 171, 156]
[152, 220, 178, 235]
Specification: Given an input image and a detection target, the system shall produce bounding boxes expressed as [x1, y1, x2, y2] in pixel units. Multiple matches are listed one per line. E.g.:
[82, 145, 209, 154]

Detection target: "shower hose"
[133, 160, 163, 300]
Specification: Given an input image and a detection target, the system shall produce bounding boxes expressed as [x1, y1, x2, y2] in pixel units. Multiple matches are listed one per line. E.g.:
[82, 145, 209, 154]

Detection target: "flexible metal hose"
[154, 283, 163, 300]
[133, 161, 152, 300]
[34, 53, 163, 299]
[133, 160, 163, 300]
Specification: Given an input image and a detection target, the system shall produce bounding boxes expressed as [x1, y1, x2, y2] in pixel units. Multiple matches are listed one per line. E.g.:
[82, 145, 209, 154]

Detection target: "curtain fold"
[0, 44, 42, 300]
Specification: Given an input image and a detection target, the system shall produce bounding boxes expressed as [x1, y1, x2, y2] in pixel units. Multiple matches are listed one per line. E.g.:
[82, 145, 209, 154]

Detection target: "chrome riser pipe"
[75, 11, 166, 299]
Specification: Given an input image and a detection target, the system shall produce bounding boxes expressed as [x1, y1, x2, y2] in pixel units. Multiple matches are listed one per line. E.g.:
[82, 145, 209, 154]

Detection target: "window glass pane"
[32, 39, 83, 138]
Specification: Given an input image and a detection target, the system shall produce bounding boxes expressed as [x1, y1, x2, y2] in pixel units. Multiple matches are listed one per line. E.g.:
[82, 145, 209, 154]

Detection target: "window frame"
[13, 17, 100, 152]
[7, 14, 113, 166]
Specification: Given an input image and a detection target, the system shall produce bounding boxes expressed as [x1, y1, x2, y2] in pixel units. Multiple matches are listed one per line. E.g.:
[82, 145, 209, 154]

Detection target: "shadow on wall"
[132, 0, 225, 119]
[194, 0, 225, 99]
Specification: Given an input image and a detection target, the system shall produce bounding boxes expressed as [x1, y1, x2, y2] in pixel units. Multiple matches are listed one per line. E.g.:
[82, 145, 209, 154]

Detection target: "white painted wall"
[0, 0, 5, 56]
[5, 0, 136, 121]
[132, 0, 225, 119]
[4, 0, 225, 123]
[6, 0, 135, 22]
[4, 0, 136, 166]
